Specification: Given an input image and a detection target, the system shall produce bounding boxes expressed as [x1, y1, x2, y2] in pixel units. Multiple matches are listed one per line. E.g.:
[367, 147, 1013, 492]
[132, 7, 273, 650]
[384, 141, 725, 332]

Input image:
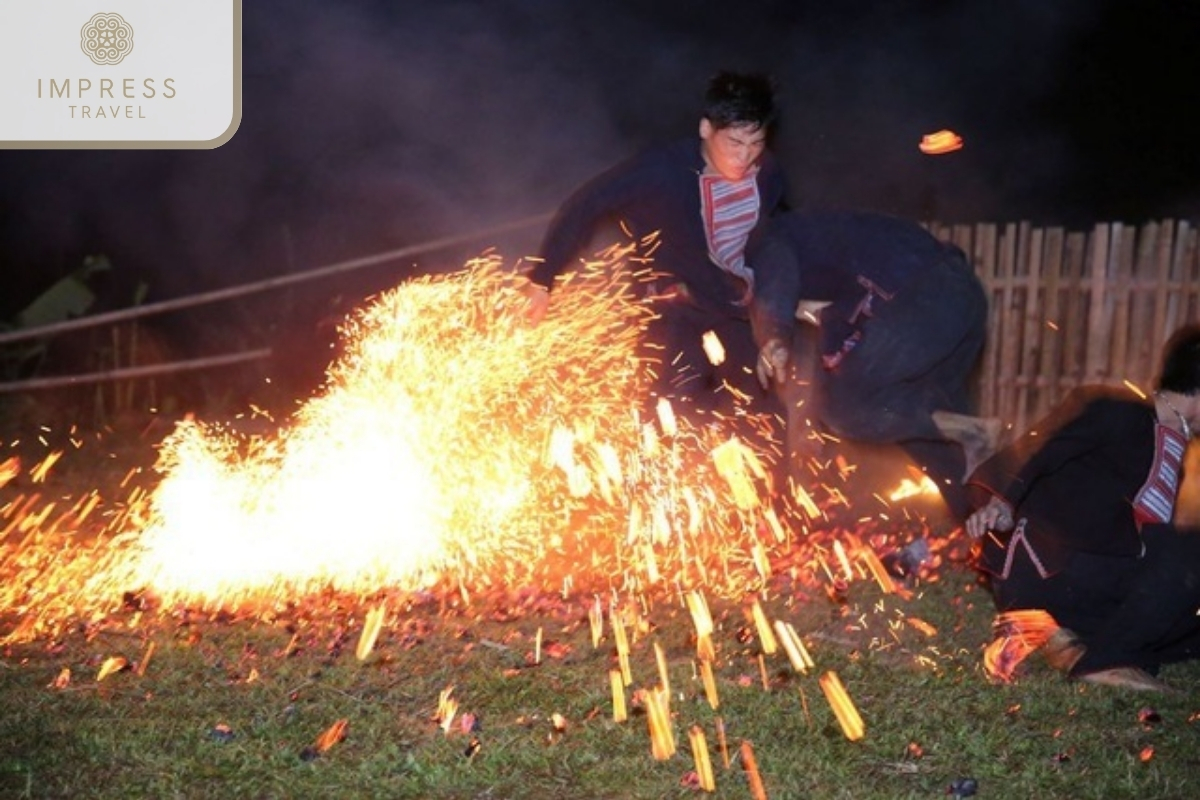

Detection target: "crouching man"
[966, 324, 1200, 691]
[748, 209, 998, 520]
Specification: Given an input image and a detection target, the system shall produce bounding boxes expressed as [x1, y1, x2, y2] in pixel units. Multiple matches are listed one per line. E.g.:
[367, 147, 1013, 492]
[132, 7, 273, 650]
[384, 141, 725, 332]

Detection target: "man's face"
[699, 119, 767, 181]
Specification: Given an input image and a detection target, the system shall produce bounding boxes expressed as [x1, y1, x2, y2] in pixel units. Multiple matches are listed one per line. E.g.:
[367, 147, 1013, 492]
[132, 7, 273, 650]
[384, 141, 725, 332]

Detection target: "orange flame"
[313, 719, 349, 753]
[983, 609, 1058, 682]
[0, 249, 905, 645]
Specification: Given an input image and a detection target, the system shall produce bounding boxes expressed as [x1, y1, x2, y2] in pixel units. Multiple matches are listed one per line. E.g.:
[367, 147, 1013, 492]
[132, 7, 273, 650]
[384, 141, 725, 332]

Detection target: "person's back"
[748, 208, 993, 518]
[750, 210, 966, 343]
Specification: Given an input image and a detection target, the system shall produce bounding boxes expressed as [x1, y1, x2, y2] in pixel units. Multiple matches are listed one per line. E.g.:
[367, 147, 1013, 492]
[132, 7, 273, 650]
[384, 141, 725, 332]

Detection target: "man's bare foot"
[962, 416, 1003, 479]
[931, 411, 1003, 479]
[1077, 666, 1173, 693]
[1041, 627, 1086, 673]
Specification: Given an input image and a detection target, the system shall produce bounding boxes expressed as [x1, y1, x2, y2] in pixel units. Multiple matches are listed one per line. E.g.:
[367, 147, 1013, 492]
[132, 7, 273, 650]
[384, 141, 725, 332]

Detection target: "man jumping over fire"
[748, 209, 1000, 520]
[524, 71, 788, 437]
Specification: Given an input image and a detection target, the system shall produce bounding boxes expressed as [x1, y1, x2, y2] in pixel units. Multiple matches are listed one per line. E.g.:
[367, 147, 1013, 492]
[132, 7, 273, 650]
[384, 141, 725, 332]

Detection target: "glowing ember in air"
[96, 655, 127, 682]
[0, 456, 18, 487]
[889, 472, 941, 501]
[643, 685, 676, 760]
[356, 604, 386, 661]
[610, 669, 627, 722]
[29, 451, 63, 484]
[740, 740, 768, 800]
[919, 129, 963, 155]
[701, 330, 726, 365]
[308, 719, 349, 757]
[749, 599, 778, 654]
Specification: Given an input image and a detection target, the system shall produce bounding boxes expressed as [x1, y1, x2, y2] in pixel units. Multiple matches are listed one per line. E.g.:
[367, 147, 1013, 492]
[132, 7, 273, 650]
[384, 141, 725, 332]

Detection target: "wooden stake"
[716, 717, 730, 769]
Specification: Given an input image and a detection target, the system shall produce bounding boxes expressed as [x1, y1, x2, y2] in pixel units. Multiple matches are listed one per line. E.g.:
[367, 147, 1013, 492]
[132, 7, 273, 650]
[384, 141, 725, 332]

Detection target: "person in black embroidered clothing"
[966, 324, 1200, 691]
[524, 72, 787, 430]
[748, 209, 998, 520]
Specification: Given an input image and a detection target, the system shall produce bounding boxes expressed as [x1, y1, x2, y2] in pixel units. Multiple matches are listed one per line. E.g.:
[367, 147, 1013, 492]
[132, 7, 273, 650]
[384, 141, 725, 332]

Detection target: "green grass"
[3, 570, 1199, 800]
[3, 422, 1200, 799]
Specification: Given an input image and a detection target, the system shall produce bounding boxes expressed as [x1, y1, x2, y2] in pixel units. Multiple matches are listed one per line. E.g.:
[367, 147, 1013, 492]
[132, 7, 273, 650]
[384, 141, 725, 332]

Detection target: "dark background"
[2, 0, 1198, 402]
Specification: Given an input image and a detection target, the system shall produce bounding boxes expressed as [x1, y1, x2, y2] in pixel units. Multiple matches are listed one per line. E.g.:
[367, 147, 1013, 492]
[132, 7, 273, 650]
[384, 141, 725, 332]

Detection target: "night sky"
[1, 1, 1198, 366]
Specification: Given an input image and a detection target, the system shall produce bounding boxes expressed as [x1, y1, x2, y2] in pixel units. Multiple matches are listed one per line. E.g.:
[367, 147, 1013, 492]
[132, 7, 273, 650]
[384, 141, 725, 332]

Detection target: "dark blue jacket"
[748, 210, 969, 360]
[531, 138, 787, 318]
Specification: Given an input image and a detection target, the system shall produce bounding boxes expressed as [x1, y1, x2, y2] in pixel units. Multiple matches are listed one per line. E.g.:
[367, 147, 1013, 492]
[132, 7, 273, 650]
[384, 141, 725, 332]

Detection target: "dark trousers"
[990, 524, 1200, 674]
[646, 302, 783, 426]
[816, 254, 986, 518]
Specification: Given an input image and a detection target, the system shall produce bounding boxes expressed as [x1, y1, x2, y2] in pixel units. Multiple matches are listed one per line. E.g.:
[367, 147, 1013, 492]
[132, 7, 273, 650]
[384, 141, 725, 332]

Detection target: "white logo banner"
[0, 1, 241, 148]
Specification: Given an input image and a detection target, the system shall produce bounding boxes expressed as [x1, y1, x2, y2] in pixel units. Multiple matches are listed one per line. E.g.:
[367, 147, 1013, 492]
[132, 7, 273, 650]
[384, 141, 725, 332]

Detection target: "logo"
[80, 12, 134, 65]
[0, 1, 242, 149]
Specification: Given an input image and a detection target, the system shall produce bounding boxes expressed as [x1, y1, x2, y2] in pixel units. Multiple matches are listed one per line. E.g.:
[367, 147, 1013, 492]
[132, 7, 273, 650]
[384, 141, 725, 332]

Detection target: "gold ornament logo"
[80, 12, 134, 65]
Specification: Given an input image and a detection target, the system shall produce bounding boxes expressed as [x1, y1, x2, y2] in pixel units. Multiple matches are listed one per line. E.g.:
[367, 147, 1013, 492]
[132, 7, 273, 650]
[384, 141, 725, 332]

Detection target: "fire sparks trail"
[983, 609, 1059, 682]
[126, 252, 666, 604]
[0, 247, 815, 637]
[0, 245, 955, 647]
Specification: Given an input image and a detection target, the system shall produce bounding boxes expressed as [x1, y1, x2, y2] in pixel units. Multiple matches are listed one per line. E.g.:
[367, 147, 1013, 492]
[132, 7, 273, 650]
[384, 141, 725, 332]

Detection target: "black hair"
[702, 71, 777, 131]
[1157, 323, 1200, 394]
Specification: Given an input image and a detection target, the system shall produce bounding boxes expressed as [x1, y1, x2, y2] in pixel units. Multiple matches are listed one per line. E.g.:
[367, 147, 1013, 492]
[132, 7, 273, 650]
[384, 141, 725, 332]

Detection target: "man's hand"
[523, 283, 551, 326]
[756, 338, 789, 390]
[965, 495, 1015, 540]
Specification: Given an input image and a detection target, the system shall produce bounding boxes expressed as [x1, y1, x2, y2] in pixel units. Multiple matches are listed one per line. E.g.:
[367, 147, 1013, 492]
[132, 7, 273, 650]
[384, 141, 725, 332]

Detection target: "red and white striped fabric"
[1132, 424, 1187, 526]
[699, 171, 759, 293]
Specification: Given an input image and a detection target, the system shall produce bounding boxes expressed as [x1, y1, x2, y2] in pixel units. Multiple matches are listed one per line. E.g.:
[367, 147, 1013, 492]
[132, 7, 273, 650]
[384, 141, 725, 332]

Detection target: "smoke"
[0, 0, 1194, 327]
[764, 2, 1101, 223]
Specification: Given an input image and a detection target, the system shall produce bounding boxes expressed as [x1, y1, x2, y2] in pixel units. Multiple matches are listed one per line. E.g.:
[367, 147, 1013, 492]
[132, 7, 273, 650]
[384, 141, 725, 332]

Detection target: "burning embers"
[919, 129, 964, 155]
[4, 248, 817, 626]
[2, 245, 949, 654]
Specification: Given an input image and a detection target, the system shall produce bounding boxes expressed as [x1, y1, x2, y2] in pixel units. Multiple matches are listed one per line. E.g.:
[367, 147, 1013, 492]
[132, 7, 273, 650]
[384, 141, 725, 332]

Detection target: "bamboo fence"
[928, 219, 1200, 434]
